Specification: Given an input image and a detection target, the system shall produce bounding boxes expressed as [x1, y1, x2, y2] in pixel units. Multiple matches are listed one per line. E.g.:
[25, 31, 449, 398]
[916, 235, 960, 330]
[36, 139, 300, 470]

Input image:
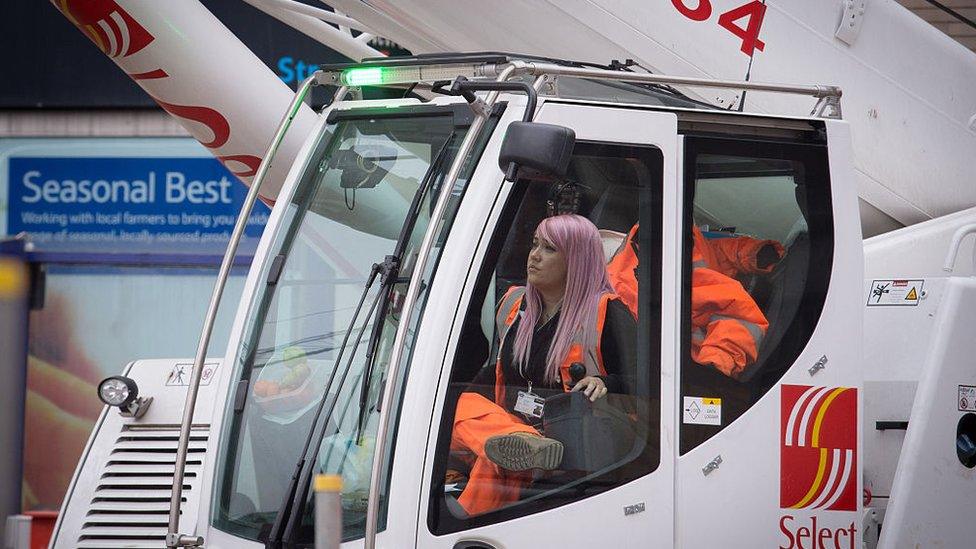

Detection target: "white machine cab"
[54, 54, 875, 549]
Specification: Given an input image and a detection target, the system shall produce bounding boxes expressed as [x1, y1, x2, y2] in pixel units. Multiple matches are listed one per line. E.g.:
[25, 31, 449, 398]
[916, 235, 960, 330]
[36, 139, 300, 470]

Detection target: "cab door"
[673, 124, 859, 547]
[418, 102, 680, 549]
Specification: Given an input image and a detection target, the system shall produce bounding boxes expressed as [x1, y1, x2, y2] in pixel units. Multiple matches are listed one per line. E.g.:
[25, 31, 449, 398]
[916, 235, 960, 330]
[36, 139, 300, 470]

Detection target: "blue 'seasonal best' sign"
[7, 157, 271, 256]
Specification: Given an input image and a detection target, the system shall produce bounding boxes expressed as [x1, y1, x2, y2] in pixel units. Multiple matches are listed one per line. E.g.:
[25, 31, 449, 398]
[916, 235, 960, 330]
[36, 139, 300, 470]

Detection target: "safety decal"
[166, 362, 218, 386]
[960, 385, 976, 412]
[683, 396, 721, 426]
[866, 279, 923, 306]
[780, 385, 857, 511]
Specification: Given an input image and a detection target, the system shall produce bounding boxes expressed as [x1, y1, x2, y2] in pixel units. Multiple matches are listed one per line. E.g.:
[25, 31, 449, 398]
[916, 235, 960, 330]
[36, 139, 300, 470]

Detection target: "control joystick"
[569, 363, 586, 386]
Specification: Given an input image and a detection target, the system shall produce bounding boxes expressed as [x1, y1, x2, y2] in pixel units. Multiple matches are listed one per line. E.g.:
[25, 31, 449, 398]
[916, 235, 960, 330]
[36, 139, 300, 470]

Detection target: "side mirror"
[498, 122, 576, 182]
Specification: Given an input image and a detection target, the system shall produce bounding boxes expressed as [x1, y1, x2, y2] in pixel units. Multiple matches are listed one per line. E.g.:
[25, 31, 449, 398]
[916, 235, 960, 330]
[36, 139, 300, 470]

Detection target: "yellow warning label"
[867, 279, 924, 306]
[683, 396, 722, 426]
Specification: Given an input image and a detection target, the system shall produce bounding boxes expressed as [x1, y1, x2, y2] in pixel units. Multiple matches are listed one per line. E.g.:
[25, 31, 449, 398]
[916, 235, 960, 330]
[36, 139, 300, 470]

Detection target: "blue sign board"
[7, 157, 271, 257]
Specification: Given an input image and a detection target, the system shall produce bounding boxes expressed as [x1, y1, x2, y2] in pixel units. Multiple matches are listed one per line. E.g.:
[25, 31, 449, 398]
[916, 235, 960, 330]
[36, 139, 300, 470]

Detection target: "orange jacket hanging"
[607, 224, 774, 378]
[693, 226, 785, 279]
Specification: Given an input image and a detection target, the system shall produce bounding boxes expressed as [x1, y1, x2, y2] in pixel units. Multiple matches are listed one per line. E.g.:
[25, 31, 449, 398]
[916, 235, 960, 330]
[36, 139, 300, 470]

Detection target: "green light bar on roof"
[342, 67, 385, 87]
[338, 63, 486, 87]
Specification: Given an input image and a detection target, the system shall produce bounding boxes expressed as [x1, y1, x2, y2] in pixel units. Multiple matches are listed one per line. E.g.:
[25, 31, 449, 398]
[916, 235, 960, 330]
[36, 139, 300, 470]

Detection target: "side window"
[679, 136, 834, 453]
[428, 143, 663, 533]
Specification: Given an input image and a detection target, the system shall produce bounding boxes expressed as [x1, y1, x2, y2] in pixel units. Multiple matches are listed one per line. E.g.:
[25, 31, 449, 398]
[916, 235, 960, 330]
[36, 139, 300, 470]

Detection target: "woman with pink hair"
[451, 214, 637, 515]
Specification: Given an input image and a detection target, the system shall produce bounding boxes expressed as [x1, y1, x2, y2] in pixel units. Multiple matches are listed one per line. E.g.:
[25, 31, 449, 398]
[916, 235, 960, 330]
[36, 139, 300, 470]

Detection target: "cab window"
[428, 142, 662, 533]
[679, 135, 834, 453]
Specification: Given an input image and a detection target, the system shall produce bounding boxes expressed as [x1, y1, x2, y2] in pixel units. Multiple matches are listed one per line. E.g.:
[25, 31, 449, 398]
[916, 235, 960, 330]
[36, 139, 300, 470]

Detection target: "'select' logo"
[780, 385, 857, 511]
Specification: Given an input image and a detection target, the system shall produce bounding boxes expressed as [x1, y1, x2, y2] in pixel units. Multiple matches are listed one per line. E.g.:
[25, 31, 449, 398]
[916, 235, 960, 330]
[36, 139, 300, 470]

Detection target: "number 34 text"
[671, 0, 768, 57]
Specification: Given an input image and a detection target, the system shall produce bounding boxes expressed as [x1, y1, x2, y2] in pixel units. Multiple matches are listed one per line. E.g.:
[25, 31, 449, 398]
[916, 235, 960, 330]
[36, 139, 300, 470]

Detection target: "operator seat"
[735, 232, 810, 383]
[744, 183, 813, 390]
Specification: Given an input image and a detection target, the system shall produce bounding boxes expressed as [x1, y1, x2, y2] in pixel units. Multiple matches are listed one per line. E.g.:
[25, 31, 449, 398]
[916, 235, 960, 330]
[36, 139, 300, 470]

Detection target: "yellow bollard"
[314, 474, 343, 549]
[0, 258, 27, 300]
[0, 257, 27, 527]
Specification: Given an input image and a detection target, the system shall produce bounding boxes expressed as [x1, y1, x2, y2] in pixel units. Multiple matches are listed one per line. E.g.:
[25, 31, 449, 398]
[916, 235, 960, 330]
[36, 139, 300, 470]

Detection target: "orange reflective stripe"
[713, 314, 764, 350]
[504, 295, 523, 327]
[607, 225, 640, 316]
[499, 286, 525, 328]
[692, 321, 758, 377]
[692, 225, 710, 266]
[560, 343, 586, 391]
[494, 359, 506, 404]
[494, 287, 527, 404]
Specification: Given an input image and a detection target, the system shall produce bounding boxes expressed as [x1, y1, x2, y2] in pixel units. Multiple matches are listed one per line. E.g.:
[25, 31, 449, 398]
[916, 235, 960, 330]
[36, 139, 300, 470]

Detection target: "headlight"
[98, 376, 138, 408]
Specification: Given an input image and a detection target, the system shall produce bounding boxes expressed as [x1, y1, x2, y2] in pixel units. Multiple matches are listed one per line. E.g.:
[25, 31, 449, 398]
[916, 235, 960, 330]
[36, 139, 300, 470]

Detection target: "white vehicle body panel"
[880, 276, 976, 548]
[52, 359, 222, 548]
[677, 119, 864, 547]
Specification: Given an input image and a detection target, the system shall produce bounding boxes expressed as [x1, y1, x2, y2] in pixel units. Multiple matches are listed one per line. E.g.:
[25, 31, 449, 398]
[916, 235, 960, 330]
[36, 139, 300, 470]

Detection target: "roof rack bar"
[511, 61, 842, 99]
[318, 54, 842, 115]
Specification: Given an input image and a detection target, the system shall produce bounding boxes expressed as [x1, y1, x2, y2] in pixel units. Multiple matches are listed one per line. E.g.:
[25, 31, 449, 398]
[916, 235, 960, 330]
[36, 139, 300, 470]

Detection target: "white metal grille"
[76, 425, 209, 548]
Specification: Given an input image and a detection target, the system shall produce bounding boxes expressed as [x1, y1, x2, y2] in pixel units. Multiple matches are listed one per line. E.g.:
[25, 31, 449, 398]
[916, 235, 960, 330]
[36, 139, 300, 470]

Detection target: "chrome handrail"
[362, 63, 519, 549]
[165, 74, 337, 547]
[509, 60, 842, 100]
[319, 57, 843, 105]
[943, 223, 976, 274]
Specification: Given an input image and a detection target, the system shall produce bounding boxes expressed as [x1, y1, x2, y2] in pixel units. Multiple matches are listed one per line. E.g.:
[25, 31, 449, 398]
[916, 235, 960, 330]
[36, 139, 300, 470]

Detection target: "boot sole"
[484, 434, 563, 471]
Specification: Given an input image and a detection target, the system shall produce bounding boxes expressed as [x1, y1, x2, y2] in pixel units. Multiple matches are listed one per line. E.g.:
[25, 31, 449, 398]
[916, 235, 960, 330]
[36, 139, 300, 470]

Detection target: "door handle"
[453, 541, 497, 549]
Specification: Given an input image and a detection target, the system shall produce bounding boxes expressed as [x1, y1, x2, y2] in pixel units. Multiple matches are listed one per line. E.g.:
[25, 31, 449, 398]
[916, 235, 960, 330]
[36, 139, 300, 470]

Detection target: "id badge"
[514, 390, 545, 419]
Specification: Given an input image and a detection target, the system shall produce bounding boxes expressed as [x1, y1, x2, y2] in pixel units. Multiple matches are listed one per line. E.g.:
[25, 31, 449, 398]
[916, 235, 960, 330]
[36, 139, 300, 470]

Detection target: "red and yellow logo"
[55, 0, 154, 59]
[780, 385, 857, 511]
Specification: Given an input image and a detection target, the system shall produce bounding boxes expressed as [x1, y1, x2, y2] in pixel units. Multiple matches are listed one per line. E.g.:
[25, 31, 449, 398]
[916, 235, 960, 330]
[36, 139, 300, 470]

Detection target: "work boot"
[484, 432, 563, 471]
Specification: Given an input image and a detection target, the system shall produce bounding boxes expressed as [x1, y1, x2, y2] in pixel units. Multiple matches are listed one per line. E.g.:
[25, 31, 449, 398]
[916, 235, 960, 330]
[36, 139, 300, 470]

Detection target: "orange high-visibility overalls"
[606, 224, 776, 378]
[452, 286, 614, 515]
[692, 225, 784, 280]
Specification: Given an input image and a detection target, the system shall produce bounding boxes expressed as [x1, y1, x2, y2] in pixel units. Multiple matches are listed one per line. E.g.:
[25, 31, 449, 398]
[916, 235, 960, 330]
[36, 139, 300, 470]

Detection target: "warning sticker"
[959, 385, 976, 412]
[867, 279, 924, 306]
[166, 362, 218, 387]
[683, 396, 722, 426]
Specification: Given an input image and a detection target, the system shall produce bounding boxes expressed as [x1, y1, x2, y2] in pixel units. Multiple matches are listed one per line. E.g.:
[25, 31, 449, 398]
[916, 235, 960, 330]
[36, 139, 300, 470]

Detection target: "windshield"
[213, 110, 472, 544]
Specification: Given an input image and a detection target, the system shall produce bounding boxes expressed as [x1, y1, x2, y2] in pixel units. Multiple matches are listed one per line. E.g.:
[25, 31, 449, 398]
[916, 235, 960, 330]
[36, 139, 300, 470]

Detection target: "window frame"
[210, 106, 501, 544]
[426, 140, 665, 535]
[678, 134, 835, 455]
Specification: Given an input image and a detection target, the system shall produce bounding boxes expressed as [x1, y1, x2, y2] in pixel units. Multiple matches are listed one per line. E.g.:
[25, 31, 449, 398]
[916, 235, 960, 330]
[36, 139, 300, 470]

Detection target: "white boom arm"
[50, 0, 324, 201]
[53, 1, 976, 236]
[324, 0, 976, 237]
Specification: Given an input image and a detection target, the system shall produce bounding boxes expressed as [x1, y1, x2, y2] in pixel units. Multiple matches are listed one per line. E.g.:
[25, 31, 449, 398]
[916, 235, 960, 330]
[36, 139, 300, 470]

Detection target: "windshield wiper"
[266, 260, 384, 548]
[352, 134, 457, 438]
[271, 134, 457, 548]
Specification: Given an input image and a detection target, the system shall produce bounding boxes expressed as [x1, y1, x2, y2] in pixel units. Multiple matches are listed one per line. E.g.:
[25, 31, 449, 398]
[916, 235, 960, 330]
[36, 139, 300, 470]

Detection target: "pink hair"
[512, 214, 613, 385]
